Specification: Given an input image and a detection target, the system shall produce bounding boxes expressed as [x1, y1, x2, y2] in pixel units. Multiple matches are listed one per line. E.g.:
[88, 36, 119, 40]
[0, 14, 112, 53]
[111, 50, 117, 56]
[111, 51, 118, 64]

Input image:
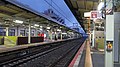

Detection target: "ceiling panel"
[86, 1, 94, 10]
[93, 2, 98, 10]
[70, 0, 78, 9]
[0, 6, 19, 13]
[5, 4, 24, 12]
[0, 13, 12, 18]
[77, 1, 85, 9]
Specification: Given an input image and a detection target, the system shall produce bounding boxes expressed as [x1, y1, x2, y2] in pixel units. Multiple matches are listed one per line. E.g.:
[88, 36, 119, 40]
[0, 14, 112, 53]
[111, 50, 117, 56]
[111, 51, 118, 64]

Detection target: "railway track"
[0, 38, 86, 67]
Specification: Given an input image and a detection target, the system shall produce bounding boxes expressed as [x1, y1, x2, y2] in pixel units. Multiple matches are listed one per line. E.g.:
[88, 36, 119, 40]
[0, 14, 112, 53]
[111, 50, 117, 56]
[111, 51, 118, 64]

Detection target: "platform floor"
[78, 48, 105, 67]
[114, 63, 120, 67]
[91, 50, 105, 67]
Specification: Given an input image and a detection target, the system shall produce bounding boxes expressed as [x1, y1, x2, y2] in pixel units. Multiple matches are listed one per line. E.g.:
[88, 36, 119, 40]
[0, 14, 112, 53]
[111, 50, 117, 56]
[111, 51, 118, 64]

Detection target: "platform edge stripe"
[73, 43, 85, 67]
[68, 41, 86, 67]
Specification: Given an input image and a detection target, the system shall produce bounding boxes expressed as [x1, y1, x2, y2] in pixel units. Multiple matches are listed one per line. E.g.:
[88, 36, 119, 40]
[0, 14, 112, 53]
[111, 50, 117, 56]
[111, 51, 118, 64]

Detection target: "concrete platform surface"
[91, 50, 105, 67]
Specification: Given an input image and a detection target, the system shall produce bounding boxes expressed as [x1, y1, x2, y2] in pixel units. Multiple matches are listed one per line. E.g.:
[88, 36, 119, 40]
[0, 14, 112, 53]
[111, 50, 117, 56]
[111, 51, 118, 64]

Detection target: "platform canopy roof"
[65, 0, 99, 31]
[0, 0, 79, 33]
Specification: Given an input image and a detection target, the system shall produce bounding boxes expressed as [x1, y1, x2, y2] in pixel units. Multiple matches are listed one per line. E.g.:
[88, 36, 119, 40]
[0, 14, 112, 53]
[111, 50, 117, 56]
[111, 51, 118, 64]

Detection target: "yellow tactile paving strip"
[85, 40, 92, 67]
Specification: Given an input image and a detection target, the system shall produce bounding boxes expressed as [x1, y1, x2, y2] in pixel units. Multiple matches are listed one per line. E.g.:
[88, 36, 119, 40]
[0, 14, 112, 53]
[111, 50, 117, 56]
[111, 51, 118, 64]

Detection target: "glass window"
[0, 28, 6, 36]
[9, 29, 15, 36]
[20, 30, 25, 36]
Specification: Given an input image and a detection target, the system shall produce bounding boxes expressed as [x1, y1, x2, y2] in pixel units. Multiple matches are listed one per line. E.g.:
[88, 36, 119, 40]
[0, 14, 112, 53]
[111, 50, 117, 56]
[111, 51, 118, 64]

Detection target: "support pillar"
[16, 26, 19, 36]
[50, 29, 52, 41]
[28, 24, 31, 44]
[35, 28, 38, 36]
[105, 0, 114, 67]
[6, 27, 9, 36]
[61, 32, 62, 40]
[92, 22, 95, 47]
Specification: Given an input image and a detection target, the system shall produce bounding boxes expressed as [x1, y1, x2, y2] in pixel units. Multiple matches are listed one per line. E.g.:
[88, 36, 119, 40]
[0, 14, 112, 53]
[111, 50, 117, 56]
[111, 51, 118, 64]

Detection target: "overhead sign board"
[91, 11, 98, 19]
[84, 11, 100, 19]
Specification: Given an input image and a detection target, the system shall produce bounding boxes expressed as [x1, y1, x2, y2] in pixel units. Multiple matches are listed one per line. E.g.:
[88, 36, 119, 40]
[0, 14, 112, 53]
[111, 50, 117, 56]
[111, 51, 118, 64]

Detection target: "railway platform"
[0, 0, 119, 67]
[69, 39, 105, 67]
[0, 38, 87, 67]
[0, 37, 106, 67]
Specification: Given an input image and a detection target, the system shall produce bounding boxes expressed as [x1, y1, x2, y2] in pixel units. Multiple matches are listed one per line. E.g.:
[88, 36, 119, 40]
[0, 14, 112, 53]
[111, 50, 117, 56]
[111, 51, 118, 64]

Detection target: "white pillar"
[18, 27, 21, 36]
[61, 32, 62, 40]
[92, 22, 95, 47]
[6, 27, 9, 36]
[105, 0, 114, 66]
[16, 26, 19, 36]
[28, 24, 31, 43]
[50, 30, 52, 41]
[105, 15, 114, 67]
[35, 28, 38, 36]
[92, 30, 95, 47]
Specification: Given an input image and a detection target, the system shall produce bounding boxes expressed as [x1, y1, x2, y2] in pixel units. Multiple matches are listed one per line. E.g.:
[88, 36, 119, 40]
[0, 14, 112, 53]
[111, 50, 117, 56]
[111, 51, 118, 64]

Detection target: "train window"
[31, 31, 35, 36]
[9, 29, 15, 36]
[0, 28, 6, 36]
[20, 30, 25, 36]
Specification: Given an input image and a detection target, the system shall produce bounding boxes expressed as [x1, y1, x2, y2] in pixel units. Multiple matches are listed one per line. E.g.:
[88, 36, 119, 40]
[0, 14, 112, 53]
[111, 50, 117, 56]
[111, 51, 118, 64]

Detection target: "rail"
[0, 38, 84, 67]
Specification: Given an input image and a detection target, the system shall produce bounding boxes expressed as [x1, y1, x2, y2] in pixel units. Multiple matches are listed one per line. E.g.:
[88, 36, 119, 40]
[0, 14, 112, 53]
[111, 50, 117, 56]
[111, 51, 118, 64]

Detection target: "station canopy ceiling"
[65, 0, 99, 20]
[65, 0, 120, 19]
[0, 0, 47, 27]
[0, 0, 77, 33]
[65, 0, 99, 30]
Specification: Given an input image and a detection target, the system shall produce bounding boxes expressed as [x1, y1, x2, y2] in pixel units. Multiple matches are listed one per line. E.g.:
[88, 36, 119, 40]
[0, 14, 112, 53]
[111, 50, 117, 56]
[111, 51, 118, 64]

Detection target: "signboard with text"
[91, 11, 98, 19]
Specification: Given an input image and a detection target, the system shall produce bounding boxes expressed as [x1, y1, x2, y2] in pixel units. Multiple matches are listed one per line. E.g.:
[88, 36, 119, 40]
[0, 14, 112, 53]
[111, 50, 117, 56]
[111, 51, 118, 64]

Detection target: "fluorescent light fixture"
[40, 26, 43, 28]
[84, 12, 91, 17]
[34, 24, 39, 27]
[47, 27, 50, 29]
[14, 20, 23, 24]
[31, 26, 34, 28]
[62, 33, 67, 34]
[97, 2, 104, 11]
[57, 29, 61, 32]
[40, 28, 42, 31]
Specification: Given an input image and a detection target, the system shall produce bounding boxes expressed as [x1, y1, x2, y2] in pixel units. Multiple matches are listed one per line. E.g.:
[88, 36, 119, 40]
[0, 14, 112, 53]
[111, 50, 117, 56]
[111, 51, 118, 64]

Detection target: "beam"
[0, 9, 15, 15]
[12, 12, 27, 16]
